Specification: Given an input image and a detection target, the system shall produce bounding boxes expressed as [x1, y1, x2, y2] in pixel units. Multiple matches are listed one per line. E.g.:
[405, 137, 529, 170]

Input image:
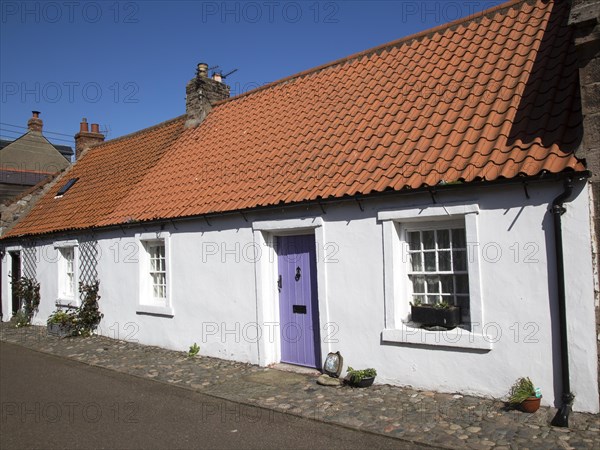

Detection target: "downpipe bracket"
[551, 393, 575, 428]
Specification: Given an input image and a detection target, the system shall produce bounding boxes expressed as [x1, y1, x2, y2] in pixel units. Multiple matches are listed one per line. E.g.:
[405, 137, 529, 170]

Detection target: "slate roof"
[0, 169, 54, 187]
[1, 138, 71, 160]
[0, 131, 72, 172]
[2, 0, 585, 239]
[54, 144, 74, 161]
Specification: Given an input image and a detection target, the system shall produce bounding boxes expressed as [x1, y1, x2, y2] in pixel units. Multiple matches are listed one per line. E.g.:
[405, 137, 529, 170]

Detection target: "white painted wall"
[1, 180, 598, 413]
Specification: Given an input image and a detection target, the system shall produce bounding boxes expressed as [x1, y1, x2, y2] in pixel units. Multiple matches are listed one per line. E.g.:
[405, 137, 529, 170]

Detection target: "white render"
[2, 180, 598, 413]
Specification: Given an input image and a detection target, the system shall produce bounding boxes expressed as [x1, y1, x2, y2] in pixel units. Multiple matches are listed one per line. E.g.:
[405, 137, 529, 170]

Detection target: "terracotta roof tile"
[4, 0, 585, 238]
[3, 117, 185, 236]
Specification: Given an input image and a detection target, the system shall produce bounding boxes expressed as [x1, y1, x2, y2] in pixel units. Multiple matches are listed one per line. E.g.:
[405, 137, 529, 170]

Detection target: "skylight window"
[55, 178, 78, 197]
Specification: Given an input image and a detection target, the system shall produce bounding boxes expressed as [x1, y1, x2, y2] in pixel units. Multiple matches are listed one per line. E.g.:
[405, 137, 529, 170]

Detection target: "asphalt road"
[0, 342, 418, 449]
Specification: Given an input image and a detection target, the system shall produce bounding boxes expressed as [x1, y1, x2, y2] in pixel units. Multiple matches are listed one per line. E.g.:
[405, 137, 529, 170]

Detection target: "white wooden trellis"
[78, 240, 99, 299]
[21, 246, 37, 280]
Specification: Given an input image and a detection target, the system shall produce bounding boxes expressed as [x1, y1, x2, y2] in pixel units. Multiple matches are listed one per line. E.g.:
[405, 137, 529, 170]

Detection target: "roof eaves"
[2, 170, 588, 242]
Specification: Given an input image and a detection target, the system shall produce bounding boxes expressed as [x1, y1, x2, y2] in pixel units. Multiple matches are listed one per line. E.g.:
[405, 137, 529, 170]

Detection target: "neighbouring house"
[1, 0, 598, 417]
[0, 111, 73, 203]
[1, 116, 104, 235]
[0, 116, 104, 320]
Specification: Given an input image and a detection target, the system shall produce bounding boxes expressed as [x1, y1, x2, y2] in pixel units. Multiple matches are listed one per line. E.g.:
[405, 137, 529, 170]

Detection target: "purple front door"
[277, 235, 321, 368]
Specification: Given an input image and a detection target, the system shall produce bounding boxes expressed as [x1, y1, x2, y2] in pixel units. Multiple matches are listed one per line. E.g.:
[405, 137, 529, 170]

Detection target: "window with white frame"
[138, 234, 173, 316]
[148, 242, 167, 301]
[406, 225, 470, 324]
[56, 244, 77, 304]
[379, 203, 491, 350]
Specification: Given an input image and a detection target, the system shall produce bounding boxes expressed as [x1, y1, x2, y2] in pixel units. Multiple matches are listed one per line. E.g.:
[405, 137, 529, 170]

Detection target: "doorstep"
[270, 362, 321, 376]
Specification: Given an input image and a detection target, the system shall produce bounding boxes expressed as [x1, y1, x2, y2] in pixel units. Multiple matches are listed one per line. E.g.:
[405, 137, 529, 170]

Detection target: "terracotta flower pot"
[520, 396, 541, 413]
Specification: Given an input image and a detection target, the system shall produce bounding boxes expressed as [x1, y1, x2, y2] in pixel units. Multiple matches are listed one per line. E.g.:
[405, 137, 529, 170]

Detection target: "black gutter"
[0, 171, 591, 244]
[550, 176, 575, 428]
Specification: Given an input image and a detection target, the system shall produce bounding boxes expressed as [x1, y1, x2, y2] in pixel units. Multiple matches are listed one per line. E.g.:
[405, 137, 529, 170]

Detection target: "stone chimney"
[27, 111, 43, 133]
[185, 62, 230, 128]
[74, 118, 105, 160]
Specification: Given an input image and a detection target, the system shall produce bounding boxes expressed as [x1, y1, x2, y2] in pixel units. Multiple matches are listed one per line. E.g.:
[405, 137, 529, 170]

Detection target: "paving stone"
[1, 323, 599, 450]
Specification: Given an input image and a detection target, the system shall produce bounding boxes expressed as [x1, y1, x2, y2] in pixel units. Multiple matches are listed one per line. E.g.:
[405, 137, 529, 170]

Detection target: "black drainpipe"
[550, 176, 575, 427]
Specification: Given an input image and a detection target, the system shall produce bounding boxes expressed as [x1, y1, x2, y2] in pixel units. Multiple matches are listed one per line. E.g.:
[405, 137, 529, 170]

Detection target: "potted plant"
[508, 377, 542, 413]
[410, 299, 460, 329]
[346, 367, 377, 387]
[46, 282, 103, 338]
[47, 310, 77, 338]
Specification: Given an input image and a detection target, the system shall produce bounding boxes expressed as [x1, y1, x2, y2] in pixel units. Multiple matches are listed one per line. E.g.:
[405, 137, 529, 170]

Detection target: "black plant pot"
[347, 376, 375, 388]
[411, 304, 461, 329]
[355, 377, 375, 388]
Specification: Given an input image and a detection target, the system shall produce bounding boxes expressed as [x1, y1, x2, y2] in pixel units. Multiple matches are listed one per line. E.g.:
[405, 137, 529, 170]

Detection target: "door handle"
[278, 275, 282, 292]
[295, 267, 301, 281]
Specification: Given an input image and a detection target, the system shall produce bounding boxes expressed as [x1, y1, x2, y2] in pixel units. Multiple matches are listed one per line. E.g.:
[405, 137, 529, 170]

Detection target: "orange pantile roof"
[3, 0, 585, 238]
[3, 117, 185, 236]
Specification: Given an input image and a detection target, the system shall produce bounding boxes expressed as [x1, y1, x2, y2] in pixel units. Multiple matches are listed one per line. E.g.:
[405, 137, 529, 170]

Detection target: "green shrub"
[508, 377, 536, 404]
[47, 310, 77, 327]
[11, 276, 40, 327]
[346, 367, 377, 384]
[74, 281, 103, 337]
[14, 310, 30, 328]
[188, 343, 200, 357]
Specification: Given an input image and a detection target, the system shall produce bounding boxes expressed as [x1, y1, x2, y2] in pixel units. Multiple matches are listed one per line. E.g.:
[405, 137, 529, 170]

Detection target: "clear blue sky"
[1, 0, 503, 151]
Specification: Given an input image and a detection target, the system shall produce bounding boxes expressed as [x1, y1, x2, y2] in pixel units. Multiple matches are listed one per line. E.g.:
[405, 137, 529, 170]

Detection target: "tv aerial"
[221, 69, 238, 79]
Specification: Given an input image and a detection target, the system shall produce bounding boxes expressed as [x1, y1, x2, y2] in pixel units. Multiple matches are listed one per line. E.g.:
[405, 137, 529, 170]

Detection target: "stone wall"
[0, 175, 60, 237]
[569, 0, 600, 407]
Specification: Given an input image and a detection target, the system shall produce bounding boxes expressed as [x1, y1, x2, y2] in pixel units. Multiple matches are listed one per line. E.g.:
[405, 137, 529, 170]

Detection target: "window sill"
[381, 325, 493, 350]
[56, 298, 78, 308]
[136, 304, 174, 317]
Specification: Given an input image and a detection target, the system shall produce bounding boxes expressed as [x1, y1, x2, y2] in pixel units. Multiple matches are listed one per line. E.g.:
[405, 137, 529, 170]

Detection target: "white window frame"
[136, 232, 173, 316]
[54, 241, 79, 307]
[404, 220, 470, 315]
[378, 202, 493, 350]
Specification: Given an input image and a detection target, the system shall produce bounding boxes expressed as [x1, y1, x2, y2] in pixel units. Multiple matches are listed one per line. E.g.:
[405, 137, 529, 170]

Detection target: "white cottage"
[2, 0, 599, 418]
